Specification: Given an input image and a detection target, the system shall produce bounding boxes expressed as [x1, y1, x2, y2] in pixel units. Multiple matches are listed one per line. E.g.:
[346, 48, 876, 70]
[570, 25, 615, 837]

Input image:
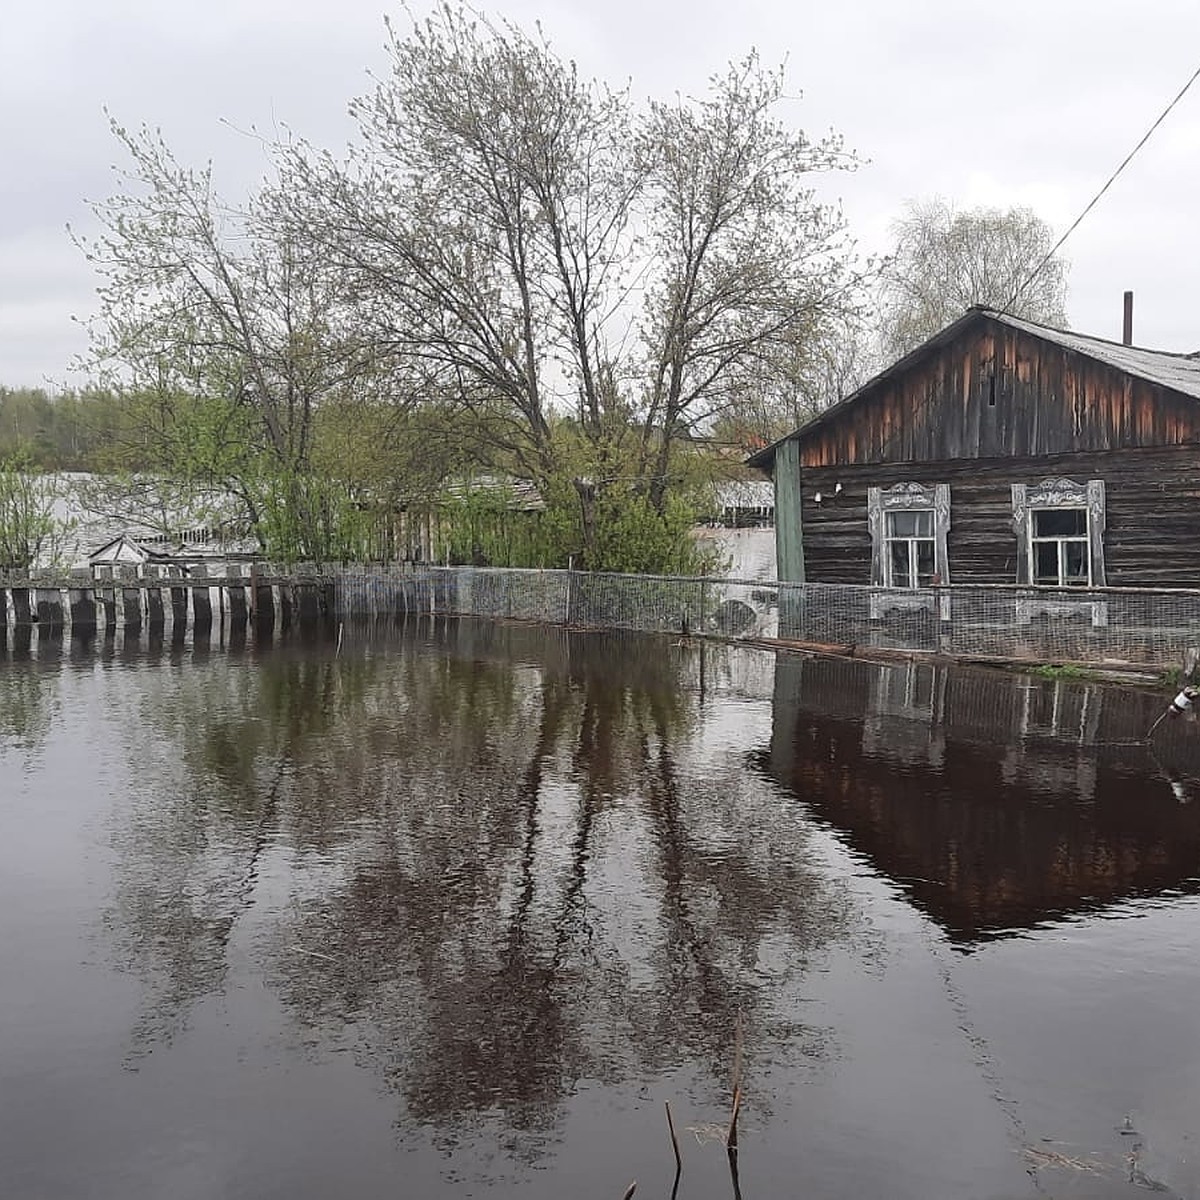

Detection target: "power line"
[1007, 60, 1200, 313]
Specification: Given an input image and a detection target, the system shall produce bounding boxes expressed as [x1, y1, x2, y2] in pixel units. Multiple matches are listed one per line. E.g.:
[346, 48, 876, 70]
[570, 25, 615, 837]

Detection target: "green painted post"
[773, 438, 805, 583]
[773, 438, 806, 639]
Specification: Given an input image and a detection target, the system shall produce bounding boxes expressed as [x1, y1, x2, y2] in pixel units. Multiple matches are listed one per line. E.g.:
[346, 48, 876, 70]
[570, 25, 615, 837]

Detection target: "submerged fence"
[4, 562, 1200, 671]
[333, 565, 1200, 672]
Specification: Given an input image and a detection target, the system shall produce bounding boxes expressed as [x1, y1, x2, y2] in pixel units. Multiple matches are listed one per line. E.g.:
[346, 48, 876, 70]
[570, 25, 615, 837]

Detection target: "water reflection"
[0, 637, 62, 759]
[761, 654, 1200, 944]
[101, 620, 853, 1151]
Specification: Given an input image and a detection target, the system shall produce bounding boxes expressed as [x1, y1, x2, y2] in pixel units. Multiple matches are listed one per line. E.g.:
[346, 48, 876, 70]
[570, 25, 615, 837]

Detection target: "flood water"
[4, 619, 1200, 1199]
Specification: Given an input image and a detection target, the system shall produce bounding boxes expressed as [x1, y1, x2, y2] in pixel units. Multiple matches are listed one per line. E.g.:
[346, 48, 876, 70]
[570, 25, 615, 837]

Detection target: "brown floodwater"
[3, 618, 1200, 1199]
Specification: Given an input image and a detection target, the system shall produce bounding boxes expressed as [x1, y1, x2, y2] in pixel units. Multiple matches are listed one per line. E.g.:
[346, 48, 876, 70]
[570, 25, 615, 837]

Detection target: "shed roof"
[88, 533, 173, 565]
[747, 307, 1200, 471]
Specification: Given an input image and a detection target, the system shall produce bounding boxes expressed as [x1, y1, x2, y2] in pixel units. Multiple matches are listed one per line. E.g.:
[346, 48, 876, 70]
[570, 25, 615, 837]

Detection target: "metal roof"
[747, 307, 1200, 471]
[996, 311, 1200, 397]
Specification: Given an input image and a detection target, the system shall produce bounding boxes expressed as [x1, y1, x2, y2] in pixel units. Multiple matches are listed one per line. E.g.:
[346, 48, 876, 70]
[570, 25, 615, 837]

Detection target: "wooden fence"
[0, 565, 336, 634]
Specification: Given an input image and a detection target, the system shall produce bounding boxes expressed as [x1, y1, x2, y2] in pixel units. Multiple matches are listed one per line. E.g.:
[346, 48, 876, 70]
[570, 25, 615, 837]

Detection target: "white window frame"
[1011, 477, 1107, 625]
[1028, 506, 1091, 587]
[884, 508, 937, 589]
[868, 482, 951, 619]
[1011, 478, 1105, 587]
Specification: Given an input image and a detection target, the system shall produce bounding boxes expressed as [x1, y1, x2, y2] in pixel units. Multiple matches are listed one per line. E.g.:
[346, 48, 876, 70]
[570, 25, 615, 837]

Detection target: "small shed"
[87, 533, 175, 580]
[749, 307, 1200, 593]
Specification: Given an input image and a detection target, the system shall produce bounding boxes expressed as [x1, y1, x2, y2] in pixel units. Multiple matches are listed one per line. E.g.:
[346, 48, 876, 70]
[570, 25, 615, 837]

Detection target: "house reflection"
[762, 654, 1200, 945]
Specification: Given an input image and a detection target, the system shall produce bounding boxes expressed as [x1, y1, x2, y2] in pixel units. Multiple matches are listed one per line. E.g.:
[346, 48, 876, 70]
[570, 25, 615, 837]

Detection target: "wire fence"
[4, 562, 1199, 672]
[332, 565, 1200, 671]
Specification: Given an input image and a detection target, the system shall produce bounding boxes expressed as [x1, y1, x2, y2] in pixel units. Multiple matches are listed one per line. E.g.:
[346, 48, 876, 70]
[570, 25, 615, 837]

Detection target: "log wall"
[797, 443, 1200, 589]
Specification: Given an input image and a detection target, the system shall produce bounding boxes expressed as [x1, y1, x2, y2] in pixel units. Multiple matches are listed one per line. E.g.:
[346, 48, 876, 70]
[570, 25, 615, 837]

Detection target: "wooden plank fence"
[0, 565, 337, 633]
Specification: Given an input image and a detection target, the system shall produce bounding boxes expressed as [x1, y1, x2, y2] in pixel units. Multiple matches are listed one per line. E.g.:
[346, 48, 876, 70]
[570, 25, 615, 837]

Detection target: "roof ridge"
[986, 307, 1197, 361]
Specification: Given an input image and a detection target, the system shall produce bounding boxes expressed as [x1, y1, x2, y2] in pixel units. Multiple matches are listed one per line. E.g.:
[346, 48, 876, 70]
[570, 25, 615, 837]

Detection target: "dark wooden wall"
[799, 443, 1200, 588]
[797, 316, 1200, 469]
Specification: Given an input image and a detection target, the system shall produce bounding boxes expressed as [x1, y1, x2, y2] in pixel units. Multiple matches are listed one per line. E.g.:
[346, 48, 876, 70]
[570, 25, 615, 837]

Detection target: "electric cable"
[1007, 61, 1200, 314]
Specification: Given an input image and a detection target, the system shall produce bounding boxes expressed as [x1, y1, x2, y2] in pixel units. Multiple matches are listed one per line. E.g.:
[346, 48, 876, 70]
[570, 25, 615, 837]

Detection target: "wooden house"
[748, 307, 1200, 596]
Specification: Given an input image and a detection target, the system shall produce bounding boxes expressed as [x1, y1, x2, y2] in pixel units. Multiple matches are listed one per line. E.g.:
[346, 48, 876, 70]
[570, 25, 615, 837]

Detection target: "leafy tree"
[284, 7, 867, 568]
[878, 198, 1069, 360]
[0, 386, 126, 470]
[76, 121, 410, 561]
[0, 450, 72, 571]
[79, 10, 869, 572]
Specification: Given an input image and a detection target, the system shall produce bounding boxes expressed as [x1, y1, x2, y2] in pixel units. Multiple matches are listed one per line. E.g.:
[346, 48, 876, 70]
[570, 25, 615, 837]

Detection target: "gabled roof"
[88, 533, 173, 565]
[747, 307, 1200, 471]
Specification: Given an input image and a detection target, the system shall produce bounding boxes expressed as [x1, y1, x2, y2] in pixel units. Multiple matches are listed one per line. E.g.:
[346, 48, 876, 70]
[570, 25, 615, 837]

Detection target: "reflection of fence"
[5, 562, 1200, 671]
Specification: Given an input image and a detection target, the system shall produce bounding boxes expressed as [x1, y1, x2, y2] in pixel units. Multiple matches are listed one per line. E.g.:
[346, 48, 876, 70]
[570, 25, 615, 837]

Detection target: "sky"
[3, 0, 1198, 389]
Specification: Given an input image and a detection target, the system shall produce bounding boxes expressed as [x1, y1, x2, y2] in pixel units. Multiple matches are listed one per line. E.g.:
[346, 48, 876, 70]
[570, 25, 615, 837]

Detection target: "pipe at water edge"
[1146, 686, 1200, 740]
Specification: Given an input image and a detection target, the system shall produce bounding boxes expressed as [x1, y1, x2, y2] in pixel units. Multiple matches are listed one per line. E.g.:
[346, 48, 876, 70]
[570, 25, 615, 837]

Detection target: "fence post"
[565, 556, 574, 626]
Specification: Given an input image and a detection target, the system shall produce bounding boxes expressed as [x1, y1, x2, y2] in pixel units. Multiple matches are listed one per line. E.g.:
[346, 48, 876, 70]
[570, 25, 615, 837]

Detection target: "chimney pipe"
[1123, 291, 1134, 346]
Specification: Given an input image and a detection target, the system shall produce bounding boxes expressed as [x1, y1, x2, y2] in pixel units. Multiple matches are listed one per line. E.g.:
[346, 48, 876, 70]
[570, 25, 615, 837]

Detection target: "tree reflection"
[103, 621, 855, 1153]
[0, 645, 61, 761]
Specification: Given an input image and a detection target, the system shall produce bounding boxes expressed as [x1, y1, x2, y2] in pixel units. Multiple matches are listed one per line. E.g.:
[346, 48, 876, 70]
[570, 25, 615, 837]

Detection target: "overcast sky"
[3, 0, 1198, 388]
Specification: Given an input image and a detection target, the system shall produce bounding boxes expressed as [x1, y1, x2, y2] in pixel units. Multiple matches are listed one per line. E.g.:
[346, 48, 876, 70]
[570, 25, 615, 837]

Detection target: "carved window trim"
[1011, 477, 1106, 587]
[868, 482, 951, 587]
[867, 482, 951, 620]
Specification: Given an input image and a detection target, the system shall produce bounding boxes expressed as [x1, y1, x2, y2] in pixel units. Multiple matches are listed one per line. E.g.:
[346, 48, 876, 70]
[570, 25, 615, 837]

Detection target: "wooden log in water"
[227, 584, 247, 627]
[69, 589, 96, 631]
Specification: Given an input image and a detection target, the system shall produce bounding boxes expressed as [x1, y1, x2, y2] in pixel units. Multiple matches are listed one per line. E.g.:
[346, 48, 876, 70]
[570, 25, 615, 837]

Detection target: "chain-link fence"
[332, 565, 1200, 671]
[4, 563, 1197, 671]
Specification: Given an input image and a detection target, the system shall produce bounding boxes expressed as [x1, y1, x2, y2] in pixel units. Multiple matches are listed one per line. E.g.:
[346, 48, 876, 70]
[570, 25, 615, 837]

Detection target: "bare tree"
[877, 198, 1069, 361]
[77, 120, 400, 559]
[283, 10, 640, 487]
[285, 9, 867, 563]
[635, 56, 867, 501]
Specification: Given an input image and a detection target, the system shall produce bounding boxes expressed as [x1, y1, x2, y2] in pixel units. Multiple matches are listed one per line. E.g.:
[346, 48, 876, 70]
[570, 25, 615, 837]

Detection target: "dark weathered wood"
[11, 588, 32, 625]
[146, 586, 165, 625]
[170, 585, 188, 626]
[297, 585, 322, 626]
[69, 590, 97, 630]
[122, 588, 143, 630]
[254, 583, 275, 631]
[35, 589, 64, 626]
[799, 443, 1200, 589]
[192, 586, 213, 629]
[227, 585, 248, 627]
[796, 316, 1200, 469]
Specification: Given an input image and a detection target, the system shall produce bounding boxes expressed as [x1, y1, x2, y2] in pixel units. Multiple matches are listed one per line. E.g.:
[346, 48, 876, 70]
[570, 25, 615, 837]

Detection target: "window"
[1011, 478, 1106, 588]
[1030, 507, 1090, 586]
[867, 482, 951, 618]
[885, 509, 936, 588]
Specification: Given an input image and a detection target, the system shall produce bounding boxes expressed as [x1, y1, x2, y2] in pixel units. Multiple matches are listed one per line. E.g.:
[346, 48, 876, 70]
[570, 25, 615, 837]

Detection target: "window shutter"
[1087, 479, 1106, 586]
[867, 487, 884, 586]
[1011, 483, 1029, 584]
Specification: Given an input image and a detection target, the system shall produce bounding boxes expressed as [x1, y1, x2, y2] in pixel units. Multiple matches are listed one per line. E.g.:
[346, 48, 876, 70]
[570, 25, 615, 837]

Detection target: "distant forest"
[0, 387, 125, 471]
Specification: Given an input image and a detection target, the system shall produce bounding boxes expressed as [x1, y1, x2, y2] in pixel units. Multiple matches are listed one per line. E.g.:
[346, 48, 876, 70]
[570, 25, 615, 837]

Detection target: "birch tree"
[878, 198, 1069, 360]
